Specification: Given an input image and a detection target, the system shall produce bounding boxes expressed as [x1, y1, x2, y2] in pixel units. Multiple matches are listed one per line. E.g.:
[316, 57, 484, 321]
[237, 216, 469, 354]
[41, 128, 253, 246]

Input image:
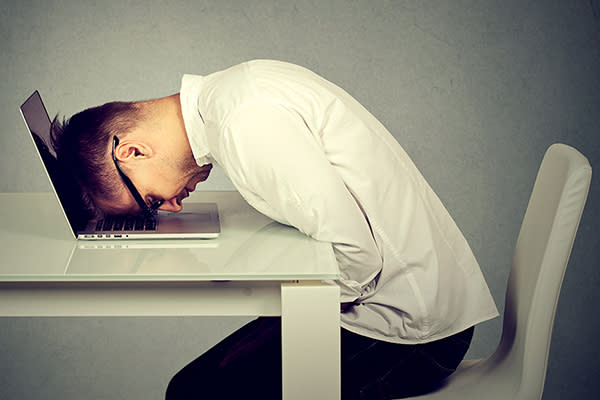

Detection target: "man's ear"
[114, 141, 154, 162]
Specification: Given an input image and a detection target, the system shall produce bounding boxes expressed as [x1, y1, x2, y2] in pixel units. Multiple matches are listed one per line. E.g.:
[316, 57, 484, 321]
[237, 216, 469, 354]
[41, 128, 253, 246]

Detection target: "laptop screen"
[20, 91, 92, 233]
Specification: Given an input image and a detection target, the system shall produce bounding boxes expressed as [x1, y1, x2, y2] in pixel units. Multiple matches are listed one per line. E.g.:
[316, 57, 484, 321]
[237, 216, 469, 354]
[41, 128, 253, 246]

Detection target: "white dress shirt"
[180, 60, 498, 344]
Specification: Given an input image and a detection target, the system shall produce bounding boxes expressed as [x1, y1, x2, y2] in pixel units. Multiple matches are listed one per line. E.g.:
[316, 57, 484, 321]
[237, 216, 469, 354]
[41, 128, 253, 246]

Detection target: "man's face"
[133, 159, 213, 213]
[101, 158, 213, 215]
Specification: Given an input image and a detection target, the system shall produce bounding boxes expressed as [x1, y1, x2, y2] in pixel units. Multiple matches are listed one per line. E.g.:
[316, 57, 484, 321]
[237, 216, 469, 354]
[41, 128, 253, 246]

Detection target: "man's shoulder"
[199, 62, 285, 125]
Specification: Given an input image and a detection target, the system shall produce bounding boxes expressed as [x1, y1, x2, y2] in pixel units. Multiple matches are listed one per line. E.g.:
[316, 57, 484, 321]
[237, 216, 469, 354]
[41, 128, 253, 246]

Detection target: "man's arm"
[221, 101, 382, 303]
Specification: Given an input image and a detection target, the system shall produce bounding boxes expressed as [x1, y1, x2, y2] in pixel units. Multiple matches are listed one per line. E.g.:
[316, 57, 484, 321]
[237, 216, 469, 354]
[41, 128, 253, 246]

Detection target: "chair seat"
[406, 355, 529, 399]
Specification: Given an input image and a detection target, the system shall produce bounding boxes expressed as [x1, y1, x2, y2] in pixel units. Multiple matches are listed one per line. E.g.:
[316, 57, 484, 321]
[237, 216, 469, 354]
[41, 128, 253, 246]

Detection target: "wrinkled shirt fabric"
[179, 60, 498, 344]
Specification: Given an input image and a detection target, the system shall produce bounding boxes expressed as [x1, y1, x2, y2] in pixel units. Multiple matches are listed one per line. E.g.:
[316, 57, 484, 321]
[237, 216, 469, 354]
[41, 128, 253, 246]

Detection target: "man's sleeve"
[221, 101, 382, 303]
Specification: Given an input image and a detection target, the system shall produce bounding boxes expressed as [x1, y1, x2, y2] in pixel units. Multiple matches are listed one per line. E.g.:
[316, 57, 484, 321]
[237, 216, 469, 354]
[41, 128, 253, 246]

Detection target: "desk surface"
[0, 191, 338, 282]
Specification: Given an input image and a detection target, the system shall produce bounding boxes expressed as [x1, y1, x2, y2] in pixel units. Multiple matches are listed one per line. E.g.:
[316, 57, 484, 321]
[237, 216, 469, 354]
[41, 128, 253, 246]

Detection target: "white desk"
[0, 191, 340, 400]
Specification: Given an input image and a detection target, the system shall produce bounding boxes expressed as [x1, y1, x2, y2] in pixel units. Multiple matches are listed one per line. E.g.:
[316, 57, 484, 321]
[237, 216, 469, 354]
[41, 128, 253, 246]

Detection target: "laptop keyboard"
[95, 215, 157, 232]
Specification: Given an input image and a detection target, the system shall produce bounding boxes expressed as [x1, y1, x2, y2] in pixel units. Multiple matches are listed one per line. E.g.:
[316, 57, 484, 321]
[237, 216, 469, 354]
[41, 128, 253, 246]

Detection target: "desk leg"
[281, 281, 340, 400]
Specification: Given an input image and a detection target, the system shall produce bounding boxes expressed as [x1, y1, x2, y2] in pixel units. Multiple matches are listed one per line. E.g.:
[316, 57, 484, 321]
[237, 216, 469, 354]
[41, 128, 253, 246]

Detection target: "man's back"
[180, 60, 498, 343]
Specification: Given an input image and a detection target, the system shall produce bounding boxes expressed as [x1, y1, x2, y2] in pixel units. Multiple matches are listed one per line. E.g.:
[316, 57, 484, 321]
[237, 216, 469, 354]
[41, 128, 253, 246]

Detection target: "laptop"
[20, 91, 221, 240]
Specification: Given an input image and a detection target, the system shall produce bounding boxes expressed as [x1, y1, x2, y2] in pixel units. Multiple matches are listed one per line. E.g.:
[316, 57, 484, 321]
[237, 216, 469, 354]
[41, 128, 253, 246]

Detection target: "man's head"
[51, 94, 212, 216]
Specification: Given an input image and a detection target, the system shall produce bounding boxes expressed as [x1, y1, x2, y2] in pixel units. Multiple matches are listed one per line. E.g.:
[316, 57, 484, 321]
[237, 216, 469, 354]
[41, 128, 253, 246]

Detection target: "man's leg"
[166, 319, 473, 400]
[341, 327, 474, 400]
[165, 317, 282, 400]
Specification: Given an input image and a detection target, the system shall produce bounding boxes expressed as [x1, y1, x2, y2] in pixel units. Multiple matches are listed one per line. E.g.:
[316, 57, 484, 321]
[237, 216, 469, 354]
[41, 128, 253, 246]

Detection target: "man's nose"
[158, 198, 183, 212]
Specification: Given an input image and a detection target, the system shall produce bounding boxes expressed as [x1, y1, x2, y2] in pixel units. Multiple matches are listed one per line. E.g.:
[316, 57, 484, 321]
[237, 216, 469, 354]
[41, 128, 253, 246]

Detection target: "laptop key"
[102, 216, 115, 231]
[123, 217, 135, 231]
[134, 217, 146, 231]
[112, 216, 125, 230]
[145, 218, 157, 231]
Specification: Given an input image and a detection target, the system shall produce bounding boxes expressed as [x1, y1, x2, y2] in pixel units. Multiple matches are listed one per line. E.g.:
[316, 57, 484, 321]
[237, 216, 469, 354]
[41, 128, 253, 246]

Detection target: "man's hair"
[50, 101, 141, 214]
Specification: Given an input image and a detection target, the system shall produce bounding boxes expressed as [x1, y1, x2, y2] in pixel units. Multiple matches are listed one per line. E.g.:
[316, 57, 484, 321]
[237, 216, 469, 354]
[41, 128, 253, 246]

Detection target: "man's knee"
[165, 370, 189, 400]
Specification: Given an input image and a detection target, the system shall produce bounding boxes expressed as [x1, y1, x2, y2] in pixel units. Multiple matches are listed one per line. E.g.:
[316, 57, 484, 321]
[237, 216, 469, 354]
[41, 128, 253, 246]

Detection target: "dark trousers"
[166, 317, 473, 400]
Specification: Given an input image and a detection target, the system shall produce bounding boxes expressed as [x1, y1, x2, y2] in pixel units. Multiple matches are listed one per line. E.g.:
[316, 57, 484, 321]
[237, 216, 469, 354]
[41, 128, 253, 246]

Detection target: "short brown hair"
[51, 101, 141, 214]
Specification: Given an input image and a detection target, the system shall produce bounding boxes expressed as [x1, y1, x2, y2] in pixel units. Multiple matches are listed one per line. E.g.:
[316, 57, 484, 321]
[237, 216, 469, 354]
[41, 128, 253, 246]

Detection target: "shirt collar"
[180, 74, 212, 166]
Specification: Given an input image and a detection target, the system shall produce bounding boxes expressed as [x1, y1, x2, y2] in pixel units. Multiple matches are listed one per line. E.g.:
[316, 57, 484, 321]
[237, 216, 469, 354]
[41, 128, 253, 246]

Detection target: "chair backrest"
[492, 143, 591, 398]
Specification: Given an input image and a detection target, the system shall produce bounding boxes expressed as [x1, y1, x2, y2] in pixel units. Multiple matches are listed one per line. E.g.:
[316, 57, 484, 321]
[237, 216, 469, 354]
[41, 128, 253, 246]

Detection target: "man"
[52, 60, 498, 399]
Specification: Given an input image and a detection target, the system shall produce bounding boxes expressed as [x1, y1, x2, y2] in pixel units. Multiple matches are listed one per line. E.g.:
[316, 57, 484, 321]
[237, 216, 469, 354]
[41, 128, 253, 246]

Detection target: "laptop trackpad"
[157, 203, 220, 235]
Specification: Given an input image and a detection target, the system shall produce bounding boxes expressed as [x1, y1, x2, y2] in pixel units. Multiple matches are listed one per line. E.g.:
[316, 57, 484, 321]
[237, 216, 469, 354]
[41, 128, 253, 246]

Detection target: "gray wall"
[1, 1, 599, 399]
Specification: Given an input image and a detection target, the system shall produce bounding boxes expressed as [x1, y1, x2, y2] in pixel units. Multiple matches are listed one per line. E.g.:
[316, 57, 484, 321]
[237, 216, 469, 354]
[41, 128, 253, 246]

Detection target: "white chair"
[406, 143, 592, 400]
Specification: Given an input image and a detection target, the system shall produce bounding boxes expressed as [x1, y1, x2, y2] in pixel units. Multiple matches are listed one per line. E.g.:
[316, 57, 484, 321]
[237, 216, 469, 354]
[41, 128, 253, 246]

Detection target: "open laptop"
[20, 91, 221, 240]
